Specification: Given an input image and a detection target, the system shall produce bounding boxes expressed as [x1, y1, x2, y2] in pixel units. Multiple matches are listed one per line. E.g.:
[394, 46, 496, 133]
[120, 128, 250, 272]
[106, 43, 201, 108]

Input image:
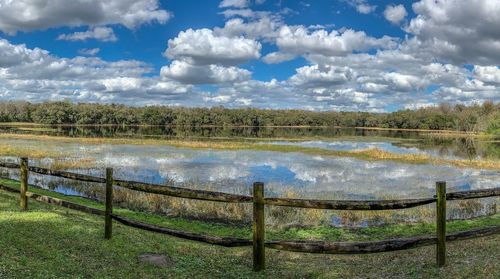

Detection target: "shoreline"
[0, 121, 492, 136]
[0, 132, 499, 171]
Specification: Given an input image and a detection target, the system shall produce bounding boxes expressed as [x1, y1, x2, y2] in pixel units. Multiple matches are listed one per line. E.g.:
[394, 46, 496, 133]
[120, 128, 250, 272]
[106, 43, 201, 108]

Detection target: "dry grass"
[49, 157, 98, 170]
[1, 133, 498, 170]
[0, 143, 67, 158]
[21, 174, 497, 229]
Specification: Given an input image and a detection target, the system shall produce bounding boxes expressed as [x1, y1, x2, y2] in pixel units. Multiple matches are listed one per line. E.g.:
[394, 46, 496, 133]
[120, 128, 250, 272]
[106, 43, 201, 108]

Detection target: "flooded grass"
[0, 133, 498, 170]
[2, 172, 496, 230]
[0, 143, 67, 158]
[0, 177, 498, 242]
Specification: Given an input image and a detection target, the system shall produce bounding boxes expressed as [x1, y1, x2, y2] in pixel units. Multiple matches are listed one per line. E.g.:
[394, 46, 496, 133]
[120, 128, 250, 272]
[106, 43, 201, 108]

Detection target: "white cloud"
[289, 65, 354, 88]
[384, 4, 407, 25]
[219, 0, 249, 9]
[473, 66, 500, 84]
[273, 25, 397, 59]
[2, 2, 500, 111]
[161, 60, 251, 85]
[0, 0, 171, 34]
[214, 15, 282, 41]
[356, 4, 377, 14]
[262, 52, 296, 64]
[406, 0, 500, 65]
[0, 38, 192, 105]
[164, 28, 261, 66]
[382, 72, 423, 92]
[345, 0, 377, 14]
[57, 27, 117, 42]
[78, 48, 100, 56]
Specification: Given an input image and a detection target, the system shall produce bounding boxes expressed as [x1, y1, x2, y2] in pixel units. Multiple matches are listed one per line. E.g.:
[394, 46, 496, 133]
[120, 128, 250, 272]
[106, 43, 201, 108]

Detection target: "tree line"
[0, 101, 498, 134]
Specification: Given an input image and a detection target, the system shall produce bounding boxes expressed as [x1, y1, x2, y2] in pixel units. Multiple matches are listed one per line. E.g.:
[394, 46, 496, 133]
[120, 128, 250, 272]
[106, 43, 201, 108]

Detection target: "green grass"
[0, 184, 499, 278]
[0, 177, 499, 242]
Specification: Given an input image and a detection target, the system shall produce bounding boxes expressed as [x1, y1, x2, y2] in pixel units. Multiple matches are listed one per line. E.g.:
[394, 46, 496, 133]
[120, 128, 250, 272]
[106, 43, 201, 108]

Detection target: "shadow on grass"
[0, 190, 499, 279]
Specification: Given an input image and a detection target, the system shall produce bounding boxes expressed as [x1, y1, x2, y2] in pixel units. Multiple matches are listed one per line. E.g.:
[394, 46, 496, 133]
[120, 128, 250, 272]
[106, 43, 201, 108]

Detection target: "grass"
[0, 183, 499, 278]
[16, 127, 59, 132]
[0, 133, 499, 170]
[0, 177, 498, 242]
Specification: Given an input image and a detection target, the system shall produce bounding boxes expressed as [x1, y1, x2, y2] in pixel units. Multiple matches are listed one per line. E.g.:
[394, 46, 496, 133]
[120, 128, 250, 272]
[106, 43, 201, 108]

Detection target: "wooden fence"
[0, 158, 499, 271]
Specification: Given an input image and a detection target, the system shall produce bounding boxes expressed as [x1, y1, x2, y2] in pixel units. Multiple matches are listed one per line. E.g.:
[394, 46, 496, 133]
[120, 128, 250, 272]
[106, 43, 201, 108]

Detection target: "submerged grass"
[0, 177, 498, 242]
[0, 142, 67, 158]
[0, 133, 498, 170]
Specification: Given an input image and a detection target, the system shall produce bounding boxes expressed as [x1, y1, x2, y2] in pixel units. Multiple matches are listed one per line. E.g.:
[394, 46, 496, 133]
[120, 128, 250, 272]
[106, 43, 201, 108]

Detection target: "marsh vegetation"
[0, 123, 498, 229]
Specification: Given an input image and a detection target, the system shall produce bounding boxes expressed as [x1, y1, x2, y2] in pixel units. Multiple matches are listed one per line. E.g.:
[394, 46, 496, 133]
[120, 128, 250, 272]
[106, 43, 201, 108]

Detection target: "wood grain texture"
[111, 214, 252, 247]
[19, 158, 28, 210]
[436, 181, 446, 267]
[265, 226, 500, 254]
[253, 182, 265, 271]
[28, 166, 106, 183]
[264, 197, 437, 210]
[104, 168, 113, 239]
[113, 179, 253, 203]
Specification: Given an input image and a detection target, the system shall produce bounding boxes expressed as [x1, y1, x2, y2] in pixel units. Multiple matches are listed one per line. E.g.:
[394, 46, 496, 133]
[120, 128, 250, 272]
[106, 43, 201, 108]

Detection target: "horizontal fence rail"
[1, 161, 497, 204]
[265, 226, 500, 254]
[0, 158, 499, 272]
[113, 179, 253, 203]
[1, 182, 498, 255]
[30, 166, 107, 183]
[263, 197, 438, 210]
[444, 188, 500, 200]
[0, 184, 105, 216]
[112, 214, 252, 247]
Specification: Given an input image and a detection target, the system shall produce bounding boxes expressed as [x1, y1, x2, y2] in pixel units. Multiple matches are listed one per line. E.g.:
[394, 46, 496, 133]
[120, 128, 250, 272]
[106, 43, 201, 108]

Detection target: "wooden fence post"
[105, 167, 113, 239]
[436, 181, 446, 267]
[253, 182, 265, 271]
[20, 157, 28, 211]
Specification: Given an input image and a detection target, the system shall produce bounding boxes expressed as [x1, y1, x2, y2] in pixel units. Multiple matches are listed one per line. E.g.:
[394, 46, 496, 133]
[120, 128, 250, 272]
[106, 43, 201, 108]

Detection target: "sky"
[0, 0, 499, 112]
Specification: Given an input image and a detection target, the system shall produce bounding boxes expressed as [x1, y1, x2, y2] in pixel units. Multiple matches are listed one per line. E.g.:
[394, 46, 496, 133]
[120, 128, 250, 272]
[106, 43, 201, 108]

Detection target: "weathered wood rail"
[0, 158, 499, 272]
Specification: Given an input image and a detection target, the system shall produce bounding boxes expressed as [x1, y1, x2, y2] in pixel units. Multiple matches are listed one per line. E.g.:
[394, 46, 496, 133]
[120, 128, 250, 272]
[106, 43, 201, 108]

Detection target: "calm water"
[0, 126, 498, 226]
[1, 125, 498, 160]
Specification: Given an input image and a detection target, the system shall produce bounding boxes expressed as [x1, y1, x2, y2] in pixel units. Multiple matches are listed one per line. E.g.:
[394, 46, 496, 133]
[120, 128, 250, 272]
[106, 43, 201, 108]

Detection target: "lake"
[0, 125, 498, 227]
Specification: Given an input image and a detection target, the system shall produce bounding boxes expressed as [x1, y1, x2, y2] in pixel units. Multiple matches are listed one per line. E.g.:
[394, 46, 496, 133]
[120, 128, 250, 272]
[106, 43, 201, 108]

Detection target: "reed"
[14, 172, 497, 230]
[0, 133, 498, 170]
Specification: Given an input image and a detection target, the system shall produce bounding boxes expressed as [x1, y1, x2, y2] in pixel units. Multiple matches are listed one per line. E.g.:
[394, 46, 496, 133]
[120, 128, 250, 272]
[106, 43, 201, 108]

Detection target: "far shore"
[0, 132, 498, 171]
[0, 121, 494, 137]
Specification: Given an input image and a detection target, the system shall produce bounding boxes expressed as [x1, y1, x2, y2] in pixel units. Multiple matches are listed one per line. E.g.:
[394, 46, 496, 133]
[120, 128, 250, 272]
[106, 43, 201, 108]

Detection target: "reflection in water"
[0, 140, 498, 227]
[1, 125, 499, 160]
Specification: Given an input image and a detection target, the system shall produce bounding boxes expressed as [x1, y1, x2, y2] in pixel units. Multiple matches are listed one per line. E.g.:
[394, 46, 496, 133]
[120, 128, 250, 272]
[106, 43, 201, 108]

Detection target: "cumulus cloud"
[2, 1, 500, 110]
[268, 25, 397, 62]
[289, 65, 354, 88]
[0, 0, 171, 34]
[219, 0, 249, 9]
[384, 4, 407, 25]
[473, 66, 500, 84]
[78, 48, 100, 56]
[262, 52, 296, 64]
[406, 0, 500, 65]
[344, 0, 377, 14]
[0, 38, 191, 104]
[160, 60, 251, 84]
[214, 15, 283, 41]
[164, 28, 261, 66]
[57, 27, 117, 42]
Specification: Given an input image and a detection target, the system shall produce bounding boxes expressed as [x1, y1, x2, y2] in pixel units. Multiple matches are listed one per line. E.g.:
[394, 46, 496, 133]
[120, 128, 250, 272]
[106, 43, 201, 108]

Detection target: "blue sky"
[0, 0, 499, 111]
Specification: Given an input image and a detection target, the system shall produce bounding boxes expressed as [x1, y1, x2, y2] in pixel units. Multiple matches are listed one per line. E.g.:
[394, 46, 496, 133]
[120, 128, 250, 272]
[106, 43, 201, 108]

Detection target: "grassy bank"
[0, 183, 499, 278]
[0, 177, 498, 242]
[0, 133, 499, 170]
